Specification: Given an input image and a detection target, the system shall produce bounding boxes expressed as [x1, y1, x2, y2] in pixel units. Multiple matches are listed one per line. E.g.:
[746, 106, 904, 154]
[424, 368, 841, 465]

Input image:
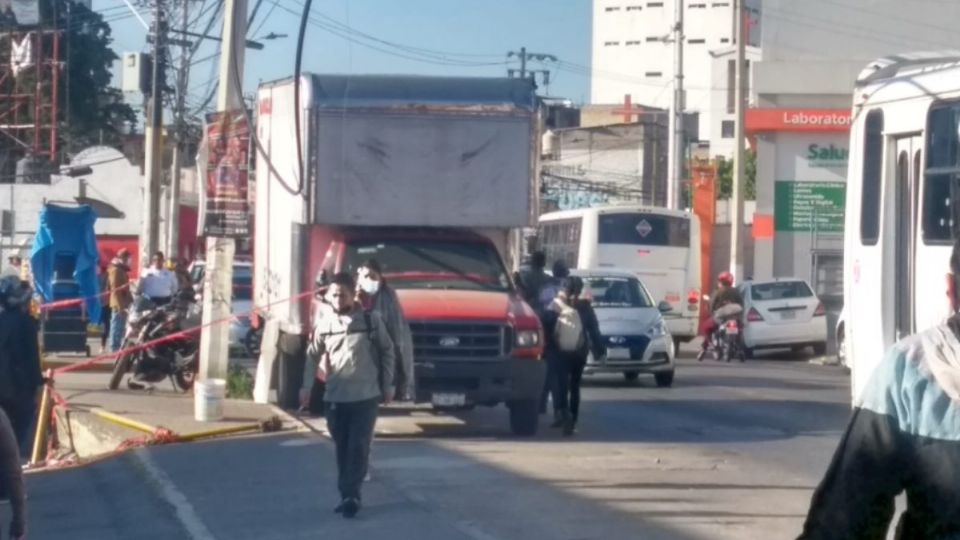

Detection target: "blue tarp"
[30, 204, 101, 322]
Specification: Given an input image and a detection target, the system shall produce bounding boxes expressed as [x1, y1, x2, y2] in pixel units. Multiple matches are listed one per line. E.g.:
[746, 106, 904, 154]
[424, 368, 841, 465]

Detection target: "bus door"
[893, 135, 922, 341]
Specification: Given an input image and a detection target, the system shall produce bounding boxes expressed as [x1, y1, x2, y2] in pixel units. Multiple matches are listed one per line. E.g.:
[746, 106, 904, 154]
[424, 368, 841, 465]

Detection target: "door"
[893, 136, 922, 341]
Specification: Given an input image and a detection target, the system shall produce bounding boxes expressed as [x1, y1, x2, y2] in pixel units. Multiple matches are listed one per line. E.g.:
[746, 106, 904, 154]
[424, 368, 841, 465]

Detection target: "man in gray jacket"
[306, 272, 395, 519]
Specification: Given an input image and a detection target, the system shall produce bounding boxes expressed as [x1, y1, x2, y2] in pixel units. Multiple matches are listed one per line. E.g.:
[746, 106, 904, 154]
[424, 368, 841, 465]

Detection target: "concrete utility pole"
[507, 48, 557, 83]
[198, 0, 246, 386]
[730, 0, 747, 280]
[166, 0, 189, 259]
[666, 0, 685, 210]
[141, 0, 164, 268]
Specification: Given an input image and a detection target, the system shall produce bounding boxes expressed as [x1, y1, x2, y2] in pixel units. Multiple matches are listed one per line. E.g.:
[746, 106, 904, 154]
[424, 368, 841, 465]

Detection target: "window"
[923, 102, 960, 244]
[646, 71, 663, 77]
[646, 36, 660, 42]
[598, 213, 691, 247]
[582, 277, 653, 308]
[605, 6, 621, 11]
[721, 120, 735, 138]
[233, 269, 253, 301]
[626, 40, 642, 46]
[541, 219, 582, 270]
[748, 281, 814, 301]
[626, 5, 642, 11]
[689, 3, 707, 7]
[647, 1, 664, 6]
[860, 109, 884, 245]
[688, 38, 706, 44]
[712, 2, 730, 6]
[604, 41, 620, 46]
[721, 38, 730, 43]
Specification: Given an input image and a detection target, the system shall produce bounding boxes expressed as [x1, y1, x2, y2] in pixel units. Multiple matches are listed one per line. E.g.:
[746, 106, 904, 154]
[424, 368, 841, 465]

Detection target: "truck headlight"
[648, 320, 668, 337]
[515, 329, 540, 348]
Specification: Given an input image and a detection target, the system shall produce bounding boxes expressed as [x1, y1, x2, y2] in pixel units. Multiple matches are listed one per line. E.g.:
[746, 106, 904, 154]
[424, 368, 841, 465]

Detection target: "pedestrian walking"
[305, 272, 395, 519]
[538, 260, 569, 418]
[798, 237, 960, 539]
[0, 275, 42, 453]
[356, 259, 415, 401]
[542, 276, 605, 436]
[0, 408, 26, 540]
[138, 251, 178, 305]
[107, 249, 133, 353]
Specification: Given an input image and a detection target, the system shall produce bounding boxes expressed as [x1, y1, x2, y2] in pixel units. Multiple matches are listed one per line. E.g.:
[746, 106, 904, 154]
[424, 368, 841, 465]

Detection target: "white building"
[591, 0, 760, 156]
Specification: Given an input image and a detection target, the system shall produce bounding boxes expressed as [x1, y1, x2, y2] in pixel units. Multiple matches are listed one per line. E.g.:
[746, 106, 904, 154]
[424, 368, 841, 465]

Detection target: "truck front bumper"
[414, 358, 546, 406]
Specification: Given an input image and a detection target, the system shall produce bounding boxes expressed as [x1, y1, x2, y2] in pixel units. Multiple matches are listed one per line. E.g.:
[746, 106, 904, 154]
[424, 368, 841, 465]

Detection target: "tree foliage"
[717, 150, 757, 200]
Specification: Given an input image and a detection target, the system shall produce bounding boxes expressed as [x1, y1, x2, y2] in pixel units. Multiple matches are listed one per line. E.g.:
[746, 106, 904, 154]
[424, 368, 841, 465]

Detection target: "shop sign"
[774, 181, 846, 232]
[807, 143, 849, 169]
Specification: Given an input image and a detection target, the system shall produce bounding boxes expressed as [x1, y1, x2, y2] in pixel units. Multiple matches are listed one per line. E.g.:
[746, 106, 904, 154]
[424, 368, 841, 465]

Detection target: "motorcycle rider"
[696, 271, 744, 362]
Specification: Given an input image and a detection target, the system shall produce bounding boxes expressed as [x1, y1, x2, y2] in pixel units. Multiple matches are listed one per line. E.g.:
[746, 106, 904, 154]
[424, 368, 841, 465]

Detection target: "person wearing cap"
[107, 248, 133, 352]
[0, 275, 42, 453]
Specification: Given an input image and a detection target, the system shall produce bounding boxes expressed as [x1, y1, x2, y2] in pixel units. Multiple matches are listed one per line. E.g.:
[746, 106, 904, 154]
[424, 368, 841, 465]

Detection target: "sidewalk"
[44, 366, 297, 462]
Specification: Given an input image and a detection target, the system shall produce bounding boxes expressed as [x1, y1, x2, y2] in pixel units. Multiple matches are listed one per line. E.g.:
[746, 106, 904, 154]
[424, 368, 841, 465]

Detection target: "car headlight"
[648, 320, 668, 337]
[515, 329, 540, 348]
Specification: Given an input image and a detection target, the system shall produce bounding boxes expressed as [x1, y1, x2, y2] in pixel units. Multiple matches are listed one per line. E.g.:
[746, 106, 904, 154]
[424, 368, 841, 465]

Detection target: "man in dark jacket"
[0, 408, 26, 539]
[518, 251, 549, 309]
[0, 275, 42, 453]
[798, 238, 960, 539]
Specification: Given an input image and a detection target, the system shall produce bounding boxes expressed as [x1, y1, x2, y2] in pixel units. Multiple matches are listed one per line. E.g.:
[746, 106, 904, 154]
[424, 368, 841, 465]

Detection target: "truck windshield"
[344, 240, 511, 292]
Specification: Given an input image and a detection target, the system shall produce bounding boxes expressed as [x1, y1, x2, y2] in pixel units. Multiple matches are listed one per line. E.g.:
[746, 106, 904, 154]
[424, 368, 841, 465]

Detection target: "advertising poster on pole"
[200, 110, 250, 238]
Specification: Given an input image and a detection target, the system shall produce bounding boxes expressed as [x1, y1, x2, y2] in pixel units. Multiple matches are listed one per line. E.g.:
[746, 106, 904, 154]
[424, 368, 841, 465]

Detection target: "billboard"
[200, 110, 251, 238]
[0, 0, 39, 26]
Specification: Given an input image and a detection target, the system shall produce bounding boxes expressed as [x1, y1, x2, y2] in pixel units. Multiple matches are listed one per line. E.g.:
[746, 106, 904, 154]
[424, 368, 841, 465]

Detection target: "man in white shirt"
[139, 251, 178, 305]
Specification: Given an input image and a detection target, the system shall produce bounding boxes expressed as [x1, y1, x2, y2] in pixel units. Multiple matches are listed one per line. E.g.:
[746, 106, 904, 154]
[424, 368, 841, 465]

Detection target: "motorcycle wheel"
[174, 368, 197, 392]
[108, 350, 133, 390]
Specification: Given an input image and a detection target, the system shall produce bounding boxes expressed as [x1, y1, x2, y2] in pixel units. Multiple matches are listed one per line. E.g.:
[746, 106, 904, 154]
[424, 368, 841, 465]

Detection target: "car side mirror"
[658, 301, 673, 313]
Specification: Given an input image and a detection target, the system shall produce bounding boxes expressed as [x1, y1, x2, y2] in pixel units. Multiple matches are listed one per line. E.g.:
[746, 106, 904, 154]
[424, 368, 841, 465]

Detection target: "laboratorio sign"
[782, 112, 852, 127]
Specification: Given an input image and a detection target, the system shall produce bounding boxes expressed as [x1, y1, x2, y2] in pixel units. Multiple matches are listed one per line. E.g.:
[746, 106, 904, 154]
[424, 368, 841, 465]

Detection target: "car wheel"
[654, 371, 675, 388]
[813, 342, 827, 357]
[508, 399, 539, 437]
[623, 371, 640, 382]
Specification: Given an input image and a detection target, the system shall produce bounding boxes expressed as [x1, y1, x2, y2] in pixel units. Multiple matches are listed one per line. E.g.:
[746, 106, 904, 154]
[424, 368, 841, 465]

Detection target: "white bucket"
[194, 379, 227, 422]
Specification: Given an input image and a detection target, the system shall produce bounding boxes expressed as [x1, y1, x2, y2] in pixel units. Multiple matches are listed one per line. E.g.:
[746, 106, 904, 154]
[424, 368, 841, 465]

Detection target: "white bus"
[844, 52, 960, 402]
[538, 205, 702, 350]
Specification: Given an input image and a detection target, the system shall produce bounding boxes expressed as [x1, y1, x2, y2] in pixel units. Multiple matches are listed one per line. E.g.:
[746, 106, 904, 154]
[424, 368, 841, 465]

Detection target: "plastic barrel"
[194, 379, 227, 422]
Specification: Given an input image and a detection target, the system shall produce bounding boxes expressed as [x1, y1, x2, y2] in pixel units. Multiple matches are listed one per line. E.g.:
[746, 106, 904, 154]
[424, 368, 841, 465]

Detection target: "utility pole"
[666, 0, 685, 210]
[507, 48, 557, 83]
[141, 0, 164, 268]
[166, 0, 189, 259]
[730, 0, 747, 280]
[198, 0, 246, 387]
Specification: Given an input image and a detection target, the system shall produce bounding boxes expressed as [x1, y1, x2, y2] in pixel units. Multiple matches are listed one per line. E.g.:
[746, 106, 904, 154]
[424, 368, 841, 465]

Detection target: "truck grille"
[410, 322, 508, 361]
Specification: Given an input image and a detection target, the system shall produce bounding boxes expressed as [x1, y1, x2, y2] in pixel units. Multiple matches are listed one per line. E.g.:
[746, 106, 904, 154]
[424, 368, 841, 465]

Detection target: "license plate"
[781, 310, 797, 320]
[606, 347, 631, 360]
[725, 325, 739, 335]
[431, 393, 466, 407]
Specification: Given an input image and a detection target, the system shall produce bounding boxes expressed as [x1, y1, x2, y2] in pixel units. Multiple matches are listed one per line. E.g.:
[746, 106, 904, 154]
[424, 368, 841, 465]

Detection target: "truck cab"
[311, 226, 545, 435]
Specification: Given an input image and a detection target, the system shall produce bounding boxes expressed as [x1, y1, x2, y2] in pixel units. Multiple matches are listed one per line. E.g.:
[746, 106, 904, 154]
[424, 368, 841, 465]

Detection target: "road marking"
[132, 449, 217, 540]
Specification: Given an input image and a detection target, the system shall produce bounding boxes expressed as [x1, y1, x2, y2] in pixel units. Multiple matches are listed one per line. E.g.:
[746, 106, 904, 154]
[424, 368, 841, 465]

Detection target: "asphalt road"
[14, 348, 852, 540]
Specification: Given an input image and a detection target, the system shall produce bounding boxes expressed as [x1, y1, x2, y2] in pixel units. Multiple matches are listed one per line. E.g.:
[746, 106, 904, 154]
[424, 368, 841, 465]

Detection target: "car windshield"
[343, 239, 511, 292]
[582, 276, 653, 308]
[750, 281, 814, 301]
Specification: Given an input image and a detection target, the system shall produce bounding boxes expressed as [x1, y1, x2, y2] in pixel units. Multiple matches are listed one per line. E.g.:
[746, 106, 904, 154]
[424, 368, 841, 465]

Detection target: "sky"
[100, 0, 594, 116]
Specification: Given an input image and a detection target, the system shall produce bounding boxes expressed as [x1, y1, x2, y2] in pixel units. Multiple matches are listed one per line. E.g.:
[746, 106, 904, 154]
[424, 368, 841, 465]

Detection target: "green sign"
[774, 181, 846, 232]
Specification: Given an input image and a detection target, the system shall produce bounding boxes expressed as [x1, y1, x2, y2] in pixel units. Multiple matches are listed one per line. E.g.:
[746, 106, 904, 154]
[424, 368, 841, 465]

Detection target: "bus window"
[598, 213, 690, 247]
[860, 110, 884, 245]
[541, 219, 581, 269]
[923, 102, 960, 243]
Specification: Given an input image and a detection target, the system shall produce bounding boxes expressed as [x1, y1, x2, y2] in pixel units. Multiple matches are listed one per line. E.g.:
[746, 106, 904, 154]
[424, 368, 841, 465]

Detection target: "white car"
[189, 260, 255, 357]
[571, 269, 676, 387]
[739, 278, 829, 358]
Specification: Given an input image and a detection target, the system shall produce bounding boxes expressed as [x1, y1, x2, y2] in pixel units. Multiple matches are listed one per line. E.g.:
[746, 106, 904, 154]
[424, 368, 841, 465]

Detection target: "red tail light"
[814, 302, 826, 317]
[746, 307, 764, 322]
[687, 289, 700, 304]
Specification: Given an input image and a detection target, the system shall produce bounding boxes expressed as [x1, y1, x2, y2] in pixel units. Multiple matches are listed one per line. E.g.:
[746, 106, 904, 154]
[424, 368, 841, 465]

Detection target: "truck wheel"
[623, 371, 640, 382]
[508, 400, 539, 437]
[654, 371, 675, 388]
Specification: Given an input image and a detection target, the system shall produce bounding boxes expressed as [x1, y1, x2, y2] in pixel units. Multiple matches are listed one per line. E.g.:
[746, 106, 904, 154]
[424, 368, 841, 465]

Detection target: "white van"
[844, 52, 960, 402]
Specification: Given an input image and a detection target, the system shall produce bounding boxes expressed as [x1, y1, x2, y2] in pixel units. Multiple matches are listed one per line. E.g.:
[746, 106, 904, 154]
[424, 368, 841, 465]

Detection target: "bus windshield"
[598, 213, 691, 247]
[343, 240, 511, 292]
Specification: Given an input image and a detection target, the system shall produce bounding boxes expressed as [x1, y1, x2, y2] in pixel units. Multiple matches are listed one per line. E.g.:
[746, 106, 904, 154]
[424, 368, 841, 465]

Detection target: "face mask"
[359, 277, 381, 296]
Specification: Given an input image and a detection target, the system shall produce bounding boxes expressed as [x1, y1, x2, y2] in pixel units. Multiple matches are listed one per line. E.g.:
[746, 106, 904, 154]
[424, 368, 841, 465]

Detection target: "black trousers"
[325, 398, 379, 501]
[0, 399, 35, 454]
[100, 306, 112, 348]
[556, 355, 587, 421]
[539, 352, 560, 414]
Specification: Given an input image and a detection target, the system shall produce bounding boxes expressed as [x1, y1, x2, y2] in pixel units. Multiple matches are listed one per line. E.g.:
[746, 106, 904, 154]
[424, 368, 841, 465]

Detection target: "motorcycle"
[108, 289, 201, 391]
[702, 298, 746, 363]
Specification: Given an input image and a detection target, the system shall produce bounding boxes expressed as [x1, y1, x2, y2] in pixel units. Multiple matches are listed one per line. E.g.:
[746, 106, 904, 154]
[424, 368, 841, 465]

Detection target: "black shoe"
[342, 497, 361, 519]
[563, 419, 576, 437]
[334, 500, 347, 514]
